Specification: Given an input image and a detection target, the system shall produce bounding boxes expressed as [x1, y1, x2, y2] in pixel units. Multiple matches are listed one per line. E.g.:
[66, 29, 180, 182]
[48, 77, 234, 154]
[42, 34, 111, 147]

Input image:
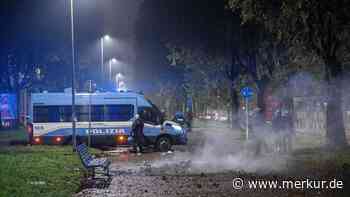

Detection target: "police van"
[27, 91, 187, 151]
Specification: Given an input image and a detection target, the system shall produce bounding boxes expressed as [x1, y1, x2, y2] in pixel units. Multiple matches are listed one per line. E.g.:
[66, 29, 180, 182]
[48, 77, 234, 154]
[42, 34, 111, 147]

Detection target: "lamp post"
[88, 80, 92, 147]
[116, 73, 123, 90]
[70, 0, 77, 151]
[109, 58, 117, 81]
[100, 35, 110, 81]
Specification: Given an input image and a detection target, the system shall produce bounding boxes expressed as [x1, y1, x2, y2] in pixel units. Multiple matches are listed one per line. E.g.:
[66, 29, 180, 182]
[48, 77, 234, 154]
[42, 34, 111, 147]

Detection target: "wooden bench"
[76, 143, 111, 178]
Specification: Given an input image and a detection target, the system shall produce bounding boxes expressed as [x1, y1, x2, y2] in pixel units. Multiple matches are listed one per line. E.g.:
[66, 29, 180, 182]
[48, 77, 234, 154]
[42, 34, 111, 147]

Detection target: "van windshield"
[148, 100, 161, 113]
[138, 100, 163, 125]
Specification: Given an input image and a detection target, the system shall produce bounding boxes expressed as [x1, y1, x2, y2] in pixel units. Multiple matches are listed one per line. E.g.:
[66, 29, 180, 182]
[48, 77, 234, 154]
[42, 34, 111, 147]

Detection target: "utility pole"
[101, 38, 104, 82]
[245, 97, 249, 141]
[88, 80, 92, 147]
[70, 0, 77, 151]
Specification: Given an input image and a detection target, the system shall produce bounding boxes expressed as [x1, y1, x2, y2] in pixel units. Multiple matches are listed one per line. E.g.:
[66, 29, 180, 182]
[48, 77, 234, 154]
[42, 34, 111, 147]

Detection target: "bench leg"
[105, 166, 112, 182]
[106, 167, 110, 177]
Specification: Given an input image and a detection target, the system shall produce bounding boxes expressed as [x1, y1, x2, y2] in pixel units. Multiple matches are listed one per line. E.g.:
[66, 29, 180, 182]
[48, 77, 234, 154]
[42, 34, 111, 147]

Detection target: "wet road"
[74, 126, 343, 197]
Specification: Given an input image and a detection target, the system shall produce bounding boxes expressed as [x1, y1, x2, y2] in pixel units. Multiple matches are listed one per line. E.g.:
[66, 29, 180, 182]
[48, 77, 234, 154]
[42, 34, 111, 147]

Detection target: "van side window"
[34, 104, 134, 123]
[33, 106, 49, 123]
[77, 105, 134, 122]
[91, 105, 104, 122]
[77, 105, 90, 122]
[59, 106, 72, 122]
[34, 106, 71, 123]
[105, 104, 134, 121]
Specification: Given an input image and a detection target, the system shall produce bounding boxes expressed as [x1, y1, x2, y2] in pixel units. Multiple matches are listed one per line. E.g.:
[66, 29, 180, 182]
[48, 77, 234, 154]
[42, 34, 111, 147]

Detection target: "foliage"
[228, 0, 350, 147]
[166, 43, 232, 114]
[165, 20, 300, 117]
[0, 47, 74, 93]
[227, 0, 350, 76]
[145, 80, 187, 117]
[0, 54, 38, 92]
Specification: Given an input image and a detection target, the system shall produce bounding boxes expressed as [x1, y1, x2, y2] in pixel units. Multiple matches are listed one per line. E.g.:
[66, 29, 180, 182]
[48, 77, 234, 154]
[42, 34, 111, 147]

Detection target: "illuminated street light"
[109, 58, 118, 81]
[104, 34, 110, 40]
[116, 73, 123, 78]
[116, 73, 123, 90]
[101, 34, 111, 81]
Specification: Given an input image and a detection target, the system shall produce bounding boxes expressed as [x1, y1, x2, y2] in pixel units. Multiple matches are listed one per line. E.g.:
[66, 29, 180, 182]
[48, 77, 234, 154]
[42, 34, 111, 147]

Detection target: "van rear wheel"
[156, 136, 172, 152]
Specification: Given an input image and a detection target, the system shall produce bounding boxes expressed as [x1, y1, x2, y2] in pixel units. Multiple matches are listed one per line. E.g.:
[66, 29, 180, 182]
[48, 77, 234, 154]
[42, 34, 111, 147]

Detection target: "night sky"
[1, 0, 228, 92]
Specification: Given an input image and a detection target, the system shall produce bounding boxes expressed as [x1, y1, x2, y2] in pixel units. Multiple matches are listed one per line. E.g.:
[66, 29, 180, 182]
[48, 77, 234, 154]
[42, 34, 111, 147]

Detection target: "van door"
[138, 106, 162, 143]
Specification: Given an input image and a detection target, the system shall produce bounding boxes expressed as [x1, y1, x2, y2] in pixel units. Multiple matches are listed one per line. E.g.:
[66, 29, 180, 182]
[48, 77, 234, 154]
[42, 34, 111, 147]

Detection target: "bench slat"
[76, 144, 111, 177]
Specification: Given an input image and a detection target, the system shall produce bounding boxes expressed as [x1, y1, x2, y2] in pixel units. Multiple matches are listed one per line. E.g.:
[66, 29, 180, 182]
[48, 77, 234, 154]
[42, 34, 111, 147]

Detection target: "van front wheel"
[156, 136, 172, 152]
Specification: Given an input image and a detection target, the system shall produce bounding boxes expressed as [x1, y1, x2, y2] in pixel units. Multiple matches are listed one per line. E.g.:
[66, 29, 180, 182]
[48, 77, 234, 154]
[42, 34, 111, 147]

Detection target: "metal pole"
[245, 97, 249, 141]
[70, 0, 77, 151]
[88, 80, 92, 147]
[116, 74, 119, 90]
[24, 88, 27, 127]
[101, 38, 104, 83]
[109, 60, 112, 81]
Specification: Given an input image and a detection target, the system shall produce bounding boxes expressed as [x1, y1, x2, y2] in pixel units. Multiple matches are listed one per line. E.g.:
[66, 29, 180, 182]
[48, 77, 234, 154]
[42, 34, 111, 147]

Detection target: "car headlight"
[172, 125, 182, 132]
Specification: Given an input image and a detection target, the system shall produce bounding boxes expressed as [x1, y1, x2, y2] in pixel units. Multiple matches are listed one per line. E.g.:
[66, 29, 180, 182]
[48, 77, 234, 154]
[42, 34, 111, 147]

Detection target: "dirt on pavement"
[74, 127, 347, 197]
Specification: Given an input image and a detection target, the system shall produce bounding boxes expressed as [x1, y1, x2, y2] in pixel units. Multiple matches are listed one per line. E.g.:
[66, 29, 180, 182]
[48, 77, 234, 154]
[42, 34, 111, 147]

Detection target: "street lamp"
[100, 34, 110, 81]
[103, 35, 110, 40]
[109, 58, 117, 81]
[70, 0, 77, 151]
[116, 73, 123, 90]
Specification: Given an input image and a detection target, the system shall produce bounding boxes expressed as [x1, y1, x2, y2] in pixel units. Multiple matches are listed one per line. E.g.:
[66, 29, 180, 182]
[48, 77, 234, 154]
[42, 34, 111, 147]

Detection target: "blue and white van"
[27, 91, 187, 151]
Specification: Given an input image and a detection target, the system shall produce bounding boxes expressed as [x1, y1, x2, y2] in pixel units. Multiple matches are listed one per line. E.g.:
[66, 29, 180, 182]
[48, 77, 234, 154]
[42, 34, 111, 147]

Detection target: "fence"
[294, 111, 326, 133]
[293, 97, 350, 141]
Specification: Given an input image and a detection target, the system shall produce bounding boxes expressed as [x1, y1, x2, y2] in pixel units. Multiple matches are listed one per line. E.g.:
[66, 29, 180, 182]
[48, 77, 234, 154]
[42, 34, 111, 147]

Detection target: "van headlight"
[172, 125, 183, 133]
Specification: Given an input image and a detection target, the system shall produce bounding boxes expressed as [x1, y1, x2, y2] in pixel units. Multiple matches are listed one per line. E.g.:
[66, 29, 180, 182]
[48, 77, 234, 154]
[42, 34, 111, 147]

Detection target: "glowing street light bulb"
[111, 58, 117, 63]
[117, 73, 123, 78]
[103, 35, 110, 40]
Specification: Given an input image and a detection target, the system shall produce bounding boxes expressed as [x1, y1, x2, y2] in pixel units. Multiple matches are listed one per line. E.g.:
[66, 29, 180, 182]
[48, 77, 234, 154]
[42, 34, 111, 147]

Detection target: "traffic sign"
[240, 87, 254, 98]
[240, 87, 253, 141]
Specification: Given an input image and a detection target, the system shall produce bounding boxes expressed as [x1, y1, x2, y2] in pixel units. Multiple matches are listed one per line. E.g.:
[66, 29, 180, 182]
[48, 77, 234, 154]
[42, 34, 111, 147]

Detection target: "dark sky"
[134, 0, 228, 89]
[1, 0, 228, 92]
[1, 0, 143, 90]
[1, 0, 141, 61]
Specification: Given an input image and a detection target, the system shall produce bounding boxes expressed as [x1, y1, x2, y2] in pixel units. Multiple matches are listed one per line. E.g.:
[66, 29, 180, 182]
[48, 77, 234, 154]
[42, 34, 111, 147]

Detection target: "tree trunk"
[227, 106, 231, 124]
[325, 59, 347, 148]
[256, 78, 269, 115]
[250, 76, 270, 125]
[231, 84, 240, 129]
